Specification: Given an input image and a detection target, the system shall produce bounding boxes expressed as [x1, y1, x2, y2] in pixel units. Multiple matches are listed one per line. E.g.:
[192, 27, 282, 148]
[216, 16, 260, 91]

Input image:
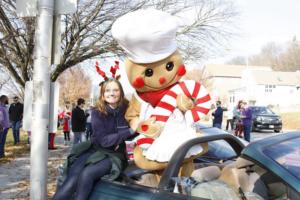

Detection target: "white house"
[202, 64, 272, 103]
[229, 70, 300, 110]
[203, 64, 300, 110]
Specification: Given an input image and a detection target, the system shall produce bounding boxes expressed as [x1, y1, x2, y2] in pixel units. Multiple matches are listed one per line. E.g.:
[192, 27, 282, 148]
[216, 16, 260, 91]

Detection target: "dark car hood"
[254, 114, 279, 118]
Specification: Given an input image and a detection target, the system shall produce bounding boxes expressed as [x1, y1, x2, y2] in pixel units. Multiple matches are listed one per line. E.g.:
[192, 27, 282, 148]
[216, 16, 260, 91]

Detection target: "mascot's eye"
[166, 62, 174, 71]
[145, 68, 153, 77]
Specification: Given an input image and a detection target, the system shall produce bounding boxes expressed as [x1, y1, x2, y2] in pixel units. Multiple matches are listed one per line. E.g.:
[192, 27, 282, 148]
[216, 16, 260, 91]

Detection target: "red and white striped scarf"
[136, 80, 211, 149]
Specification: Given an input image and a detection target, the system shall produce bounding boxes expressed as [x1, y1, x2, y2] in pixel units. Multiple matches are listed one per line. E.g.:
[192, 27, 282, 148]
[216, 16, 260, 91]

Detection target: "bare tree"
[57, 67, 92, 105]
[177, 0, 238, 60]
[183, 68, 215, 93]
[248, 42, 282, 68]
[226, 56, 246, 65]
[0, 67, 24, 98]
[0, 0, 239, 95]
[229, 37, 300, 72]
[0, 67, 7, 90]
[278, 36, 300, 71]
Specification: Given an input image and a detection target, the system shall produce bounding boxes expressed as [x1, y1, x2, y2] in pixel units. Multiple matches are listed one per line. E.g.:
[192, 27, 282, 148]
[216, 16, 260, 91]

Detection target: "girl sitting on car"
[53, 77, 135, 200]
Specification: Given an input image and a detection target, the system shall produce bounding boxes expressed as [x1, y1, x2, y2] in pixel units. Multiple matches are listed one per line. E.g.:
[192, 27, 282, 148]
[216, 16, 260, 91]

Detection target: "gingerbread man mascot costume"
[112, 9, 211, 175]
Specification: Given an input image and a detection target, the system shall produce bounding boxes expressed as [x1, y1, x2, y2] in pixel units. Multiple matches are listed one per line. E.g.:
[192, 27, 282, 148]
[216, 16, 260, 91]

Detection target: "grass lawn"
[0, 129, 30, 164]
[281, 112, 300, 131]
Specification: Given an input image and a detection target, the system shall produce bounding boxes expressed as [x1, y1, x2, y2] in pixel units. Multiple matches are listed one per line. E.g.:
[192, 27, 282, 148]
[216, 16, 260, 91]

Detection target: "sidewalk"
[0, 132, 71, 199]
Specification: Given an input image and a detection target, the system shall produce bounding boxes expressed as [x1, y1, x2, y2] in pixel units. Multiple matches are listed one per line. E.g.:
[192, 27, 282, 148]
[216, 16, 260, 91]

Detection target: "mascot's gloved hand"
[129, 117, 140, 132]
[137, 117, 162, 139]
[176, 94, 195, 113]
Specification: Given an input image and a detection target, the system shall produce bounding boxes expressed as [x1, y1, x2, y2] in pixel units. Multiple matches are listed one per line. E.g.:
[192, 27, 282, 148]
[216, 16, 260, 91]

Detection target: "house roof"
[251, 70, 300, 86]
[203, 64, 272, 78]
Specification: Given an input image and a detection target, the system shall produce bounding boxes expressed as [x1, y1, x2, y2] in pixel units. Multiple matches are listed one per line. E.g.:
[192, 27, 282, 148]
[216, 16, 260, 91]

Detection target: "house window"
[265, 85, 275, 92]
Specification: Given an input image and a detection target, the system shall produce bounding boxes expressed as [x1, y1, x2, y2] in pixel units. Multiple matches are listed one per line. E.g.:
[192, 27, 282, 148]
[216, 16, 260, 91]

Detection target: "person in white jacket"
[225, 104, 234, 131]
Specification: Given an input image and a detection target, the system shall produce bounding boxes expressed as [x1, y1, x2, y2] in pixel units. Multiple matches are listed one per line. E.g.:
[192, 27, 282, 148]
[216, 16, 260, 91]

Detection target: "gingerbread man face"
[125, 51, 186, 92]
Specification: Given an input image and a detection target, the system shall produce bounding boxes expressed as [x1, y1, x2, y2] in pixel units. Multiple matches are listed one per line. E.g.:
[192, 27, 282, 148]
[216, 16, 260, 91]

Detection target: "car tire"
[274, 129, 281, 133]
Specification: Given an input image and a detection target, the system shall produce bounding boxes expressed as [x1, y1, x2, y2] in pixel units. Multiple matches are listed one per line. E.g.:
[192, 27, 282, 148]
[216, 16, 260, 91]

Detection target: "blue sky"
[208, 0, 300, 64]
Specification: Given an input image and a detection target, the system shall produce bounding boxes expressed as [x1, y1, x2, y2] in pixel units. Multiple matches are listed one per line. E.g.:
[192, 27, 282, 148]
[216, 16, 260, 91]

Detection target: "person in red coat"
[63, 104, 72, 145]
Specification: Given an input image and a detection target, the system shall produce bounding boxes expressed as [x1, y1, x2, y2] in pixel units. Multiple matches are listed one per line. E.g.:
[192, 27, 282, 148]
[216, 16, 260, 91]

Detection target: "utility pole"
[16, 0, 77, 199]
[30, 0, 54, 199]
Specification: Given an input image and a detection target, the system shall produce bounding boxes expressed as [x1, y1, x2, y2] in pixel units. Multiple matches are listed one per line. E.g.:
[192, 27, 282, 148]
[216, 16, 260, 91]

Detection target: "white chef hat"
[112, 9, 180, 64]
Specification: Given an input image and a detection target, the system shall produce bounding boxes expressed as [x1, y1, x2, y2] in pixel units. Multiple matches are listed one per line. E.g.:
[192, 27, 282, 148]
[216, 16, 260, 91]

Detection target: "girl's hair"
[0, 95, 8, 104]
[95, 79, 127, 115]
[237, 100, 243, 109]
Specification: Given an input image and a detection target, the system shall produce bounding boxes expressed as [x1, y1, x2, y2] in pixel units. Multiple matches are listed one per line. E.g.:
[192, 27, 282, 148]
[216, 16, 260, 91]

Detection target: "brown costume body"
[124, 51, 207, 178]
[111, 9, 210, 184]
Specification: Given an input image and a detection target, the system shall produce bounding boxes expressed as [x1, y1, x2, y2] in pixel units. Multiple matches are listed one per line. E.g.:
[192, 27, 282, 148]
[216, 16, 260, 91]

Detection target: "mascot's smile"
[144, 74, 177, 90]
[140, 64, 186, 90]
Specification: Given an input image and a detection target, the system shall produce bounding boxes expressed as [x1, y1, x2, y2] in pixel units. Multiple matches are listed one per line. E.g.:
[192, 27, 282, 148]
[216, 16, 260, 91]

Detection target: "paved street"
[201, 120, 288, 142]
[219, 128, 286, 142]
[251, 130, 285, 141]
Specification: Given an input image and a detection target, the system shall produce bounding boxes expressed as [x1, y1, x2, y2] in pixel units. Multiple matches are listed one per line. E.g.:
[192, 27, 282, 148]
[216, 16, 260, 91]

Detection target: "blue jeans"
[213, 123, 222, 129]
[0, 128, 9, 157]
[53, 151, 112, 200]
[243, 124, 252, 142]
[73, 132, 85, 145]
[11, 120, 21, 144]
[85, 123, 92, 140]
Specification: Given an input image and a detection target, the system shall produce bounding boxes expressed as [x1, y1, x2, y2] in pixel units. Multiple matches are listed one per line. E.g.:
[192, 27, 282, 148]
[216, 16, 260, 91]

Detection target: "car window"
[251, 107, 274, 115]
[199, 140, 237, 161]
[249, 161, 300, 199]
[263, 137, 300, 180]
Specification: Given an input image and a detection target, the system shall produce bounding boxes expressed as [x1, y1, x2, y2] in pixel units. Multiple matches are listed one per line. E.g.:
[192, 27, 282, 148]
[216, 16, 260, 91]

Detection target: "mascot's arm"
[125, 95, 141, 131]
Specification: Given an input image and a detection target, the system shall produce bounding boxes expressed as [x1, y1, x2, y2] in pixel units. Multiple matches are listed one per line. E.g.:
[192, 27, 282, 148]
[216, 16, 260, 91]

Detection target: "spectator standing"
[233, 100, 244, 138]
[241, 101, 252, 142]
[0, 95, 10, 158]
[85, 106, 93, 140]
[225, 104, 234, 131]
[63, 103, 72, 145]
[71, 98, 87, 145]
[8, 96, 23, 145]
[212, 100, 223, 129]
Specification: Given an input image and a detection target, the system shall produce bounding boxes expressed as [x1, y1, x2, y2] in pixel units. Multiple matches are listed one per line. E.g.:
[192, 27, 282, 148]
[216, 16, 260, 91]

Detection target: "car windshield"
[263, 137, 300, 180]
[251, 107, 274, 115]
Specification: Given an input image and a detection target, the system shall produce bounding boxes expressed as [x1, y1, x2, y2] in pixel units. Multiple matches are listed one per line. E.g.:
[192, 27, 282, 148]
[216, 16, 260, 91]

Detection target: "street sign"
[16, 0, 77, 17]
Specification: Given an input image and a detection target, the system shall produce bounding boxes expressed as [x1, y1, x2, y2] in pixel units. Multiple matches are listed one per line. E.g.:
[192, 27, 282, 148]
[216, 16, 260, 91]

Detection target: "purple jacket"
[91, 104, 132, 154]
[242, 107, 252, 126]
[0, 103, 10, 129]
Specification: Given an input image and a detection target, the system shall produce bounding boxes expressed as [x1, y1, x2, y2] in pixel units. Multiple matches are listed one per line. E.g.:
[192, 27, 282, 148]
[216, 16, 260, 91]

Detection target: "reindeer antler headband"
[95, 60, 121, 85]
